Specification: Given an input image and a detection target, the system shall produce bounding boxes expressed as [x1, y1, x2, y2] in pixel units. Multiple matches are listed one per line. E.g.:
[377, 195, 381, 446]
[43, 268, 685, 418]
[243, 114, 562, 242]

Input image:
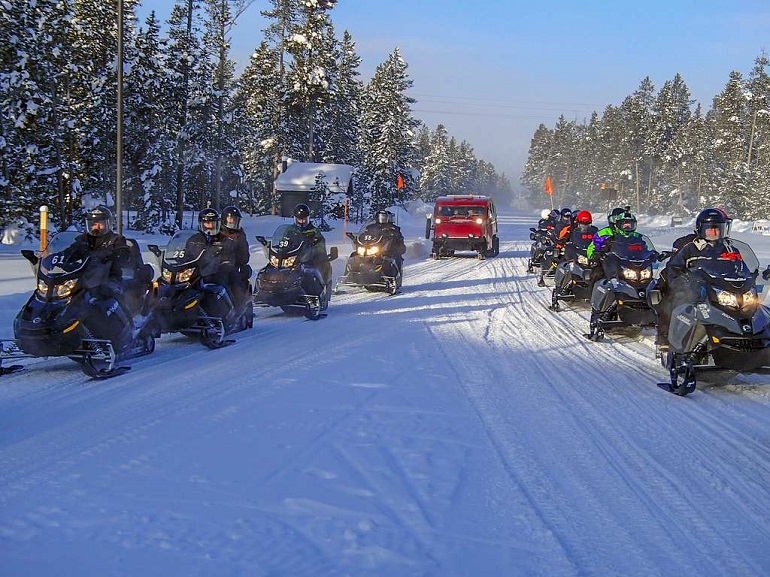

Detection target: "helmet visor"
[699, 221, 729, 241]
[86, 216, 109, 236]
[617, 218, 636, 233]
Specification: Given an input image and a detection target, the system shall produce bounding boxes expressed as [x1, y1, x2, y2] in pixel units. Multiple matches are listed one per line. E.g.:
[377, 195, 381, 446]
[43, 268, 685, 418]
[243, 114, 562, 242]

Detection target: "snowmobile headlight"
[741, 288, 759, 311]
[621, 268, 638, 281]
[475, 217, 483, 224]
[365, 246, 380, 256]
[176, 267, 195, 283]
[283, 255, 297, 268]
[161, 268, 172, 283]
[435, 217, 442, 224]
[52, 279, 77, 298]
[714, 287, 740, 309]
[269, 255, 280, 267]
[640, 266, 652, 280]
[356, 246, 366, 256]
[578, 255, 589, 265]
[36, 280, 49, 297]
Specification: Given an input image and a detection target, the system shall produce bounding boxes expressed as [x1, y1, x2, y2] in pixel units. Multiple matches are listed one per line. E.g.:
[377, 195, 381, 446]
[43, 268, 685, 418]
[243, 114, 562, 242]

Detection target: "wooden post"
[39, 205, 48, 252]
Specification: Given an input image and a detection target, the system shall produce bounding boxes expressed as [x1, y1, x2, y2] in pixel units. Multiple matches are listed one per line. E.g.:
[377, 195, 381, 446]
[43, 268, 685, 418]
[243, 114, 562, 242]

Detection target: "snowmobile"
[1, 231, 158, 378]
[334, 222, 402, 295]
[550, 244, 597, 311]
[585, 234, 660, 341]
[253, 224, 338, 320]
[527, 227, 551, 274]
[147, 230, 253, 348]
[648, 239, 770, 396]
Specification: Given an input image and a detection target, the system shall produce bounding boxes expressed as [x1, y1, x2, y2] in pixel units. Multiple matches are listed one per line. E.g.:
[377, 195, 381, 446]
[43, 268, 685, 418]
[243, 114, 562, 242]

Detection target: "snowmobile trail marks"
[0, 364, 24, 376]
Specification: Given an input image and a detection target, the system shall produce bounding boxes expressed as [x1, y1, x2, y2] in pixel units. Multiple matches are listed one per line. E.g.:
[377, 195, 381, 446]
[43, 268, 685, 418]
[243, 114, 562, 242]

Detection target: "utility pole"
[116, 0, 124, 234]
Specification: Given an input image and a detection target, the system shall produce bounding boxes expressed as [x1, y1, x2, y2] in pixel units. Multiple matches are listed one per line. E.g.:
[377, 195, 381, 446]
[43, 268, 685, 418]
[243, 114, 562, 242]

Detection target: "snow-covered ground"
[1, 207, 770, 576]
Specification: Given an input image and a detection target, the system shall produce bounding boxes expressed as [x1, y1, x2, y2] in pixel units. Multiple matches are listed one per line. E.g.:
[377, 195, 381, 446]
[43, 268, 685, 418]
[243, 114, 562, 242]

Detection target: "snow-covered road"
[1, 212, 769, 576]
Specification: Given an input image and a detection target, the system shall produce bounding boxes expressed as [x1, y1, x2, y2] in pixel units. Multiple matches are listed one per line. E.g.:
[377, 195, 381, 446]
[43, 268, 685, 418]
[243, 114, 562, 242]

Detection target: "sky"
[2, 207, 770, 575]
[136, 1, 770, 186]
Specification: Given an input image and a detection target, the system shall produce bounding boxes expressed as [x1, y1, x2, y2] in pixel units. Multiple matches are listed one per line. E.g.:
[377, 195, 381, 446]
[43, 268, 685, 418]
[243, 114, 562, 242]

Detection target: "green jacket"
[586, 226, 613, 259]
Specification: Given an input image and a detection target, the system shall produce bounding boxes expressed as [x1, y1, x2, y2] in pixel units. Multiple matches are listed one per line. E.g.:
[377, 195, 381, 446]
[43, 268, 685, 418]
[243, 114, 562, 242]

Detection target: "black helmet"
[607, 207, 625, 228]
[221, 205, 242, 232]
[695, 207, 730, 242]
[560, 207, 572, 221]
[293, 203, 311, 228]
[615, 211, 637, 235]
[85, 205, 113, 237]
[198, 208, 220, 237]
[375, 210, 390, 224]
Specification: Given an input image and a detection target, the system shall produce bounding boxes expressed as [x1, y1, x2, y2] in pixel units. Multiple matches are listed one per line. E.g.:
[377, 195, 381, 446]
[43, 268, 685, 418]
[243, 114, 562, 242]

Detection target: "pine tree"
[358, 48, 419, 212]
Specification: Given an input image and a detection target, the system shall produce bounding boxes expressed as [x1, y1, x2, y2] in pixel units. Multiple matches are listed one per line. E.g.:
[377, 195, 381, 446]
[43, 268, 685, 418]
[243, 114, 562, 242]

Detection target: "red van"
[425, 195, 499, 259]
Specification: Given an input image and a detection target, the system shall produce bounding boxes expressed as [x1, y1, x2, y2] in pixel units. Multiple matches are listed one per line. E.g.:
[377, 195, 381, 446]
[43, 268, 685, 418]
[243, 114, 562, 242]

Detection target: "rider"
[186, 208, 240, 289]
[563, 210, 598, 261]
[370, 210, 407, 273]
[289, 203, 331, 290]
[72, 206, 149, 306]
[220, 205, 251, 306]
[586, 207, 625, 261]
[653, 207, 736, 349]
[552, 210, 598, 303]
[537, 207, 573, 286]
[70, 205, 153, 340]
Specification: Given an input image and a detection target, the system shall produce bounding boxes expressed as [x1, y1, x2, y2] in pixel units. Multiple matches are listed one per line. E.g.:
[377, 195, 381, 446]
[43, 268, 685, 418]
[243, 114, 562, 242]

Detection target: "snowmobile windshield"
[45, 231, 80, 255]
[609, 234, 657, 263]
[270, 224, 306, 259]
[693, 239, 758, 281]
[356, 223, 386, 246]
[163, 230, 205, 266]
[39, 232, 87, 277]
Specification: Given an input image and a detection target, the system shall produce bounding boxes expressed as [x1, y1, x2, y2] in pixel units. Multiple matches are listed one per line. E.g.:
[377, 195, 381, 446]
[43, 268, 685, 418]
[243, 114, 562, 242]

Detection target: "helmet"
[293, 203, 311, 229]
[560, 207, 572, 221]
[574, 210, 592, 225]
[221, 205, 242, 232]
[607, 207, 625, 227]
[549, 209, 559, 220]
[615, 211, 637, 234]
[375, 210, 390, 224]
[695, 207, 731, 242]
[85, 205, 113, 237]
[540, 209, 551, 220]
[198, 208, 220, 237]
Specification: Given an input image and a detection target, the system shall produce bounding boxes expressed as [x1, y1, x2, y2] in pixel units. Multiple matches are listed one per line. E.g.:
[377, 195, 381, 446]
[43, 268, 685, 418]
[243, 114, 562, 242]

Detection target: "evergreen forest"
[0, 0, 511, 236]
[521, 54, 770, 221]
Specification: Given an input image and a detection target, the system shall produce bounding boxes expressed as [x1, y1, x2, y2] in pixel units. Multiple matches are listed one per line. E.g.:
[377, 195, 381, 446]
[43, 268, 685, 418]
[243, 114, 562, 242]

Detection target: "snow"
[2, 208, 770, 576]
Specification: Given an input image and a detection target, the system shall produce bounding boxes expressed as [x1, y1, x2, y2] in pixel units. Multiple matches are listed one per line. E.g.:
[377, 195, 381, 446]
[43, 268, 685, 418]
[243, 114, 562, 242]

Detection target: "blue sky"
[136, 0, 770, 187]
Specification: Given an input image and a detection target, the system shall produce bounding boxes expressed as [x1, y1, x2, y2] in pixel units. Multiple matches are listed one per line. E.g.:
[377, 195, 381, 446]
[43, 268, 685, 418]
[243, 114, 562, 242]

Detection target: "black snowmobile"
[586, 234, 660, 341]
[148, 230, 253, 348]
[1, 231, 158, 378]
[334, 221, 402, 295]
[550, 242, 597, 311]
[527, 227, 552, 274]
[253, 224, 338, 320]
[648, 239, 770, 396]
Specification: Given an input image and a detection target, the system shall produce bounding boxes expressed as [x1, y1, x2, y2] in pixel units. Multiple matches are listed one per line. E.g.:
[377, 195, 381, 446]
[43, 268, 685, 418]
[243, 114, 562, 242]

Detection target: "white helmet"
[540, 209, 551, 219]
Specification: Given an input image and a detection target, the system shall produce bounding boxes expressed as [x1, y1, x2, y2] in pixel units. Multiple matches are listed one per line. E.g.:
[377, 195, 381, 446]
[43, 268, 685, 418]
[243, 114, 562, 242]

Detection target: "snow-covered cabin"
[274, 161, 353, 217]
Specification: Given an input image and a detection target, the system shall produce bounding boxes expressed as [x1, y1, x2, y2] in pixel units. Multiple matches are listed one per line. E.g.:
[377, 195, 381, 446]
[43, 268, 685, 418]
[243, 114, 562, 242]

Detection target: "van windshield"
[437, 206, 485, 217]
